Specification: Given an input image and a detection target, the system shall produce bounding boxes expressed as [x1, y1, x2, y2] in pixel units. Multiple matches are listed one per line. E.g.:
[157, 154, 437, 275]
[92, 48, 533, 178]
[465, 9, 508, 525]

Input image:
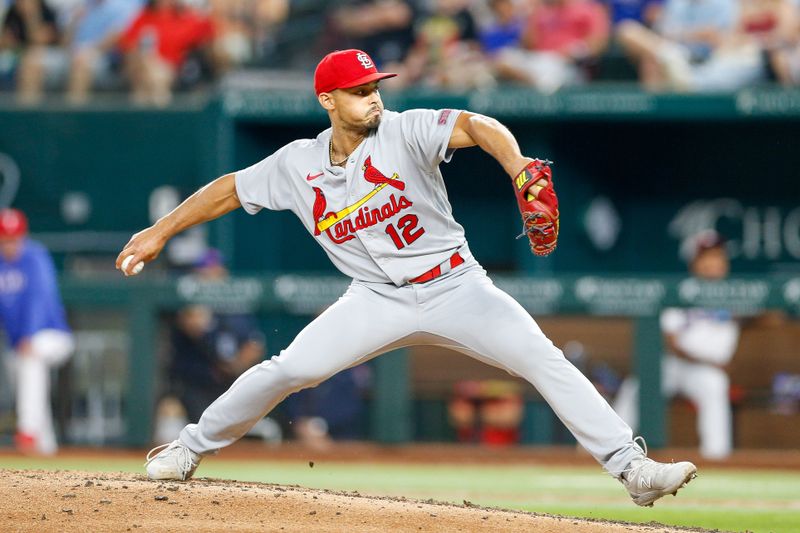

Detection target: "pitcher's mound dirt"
[0, 469, 704, 532]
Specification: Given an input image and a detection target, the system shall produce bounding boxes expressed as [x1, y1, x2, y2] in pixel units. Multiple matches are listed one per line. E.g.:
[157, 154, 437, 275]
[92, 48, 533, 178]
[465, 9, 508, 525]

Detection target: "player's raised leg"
[146, 281, 418, 480]
[421, 266, 696, 506]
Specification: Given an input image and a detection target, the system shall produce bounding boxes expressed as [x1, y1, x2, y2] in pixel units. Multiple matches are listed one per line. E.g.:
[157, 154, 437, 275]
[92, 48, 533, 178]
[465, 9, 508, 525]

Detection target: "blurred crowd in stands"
[2, 0, 799, 105]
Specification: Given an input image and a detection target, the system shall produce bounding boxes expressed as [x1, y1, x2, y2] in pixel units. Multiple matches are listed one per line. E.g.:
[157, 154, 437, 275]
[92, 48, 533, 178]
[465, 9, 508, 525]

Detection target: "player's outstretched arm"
[116, 173, 241, 275]
[448, 112, 533, 178]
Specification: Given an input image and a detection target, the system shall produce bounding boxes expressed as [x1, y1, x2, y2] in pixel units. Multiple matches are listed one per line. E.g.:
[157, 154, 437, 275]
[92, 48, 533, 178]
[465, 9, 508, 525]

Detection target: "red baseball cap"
[314, 49, 396, 96]
[0, 208, 28, 239]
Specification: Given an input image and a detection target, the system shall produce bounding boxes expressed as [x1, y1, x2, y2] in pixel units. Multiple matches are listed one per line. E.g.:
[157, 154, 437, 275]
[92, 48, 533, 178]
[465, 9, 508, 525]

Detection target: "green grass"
[1, 456, 798, 532]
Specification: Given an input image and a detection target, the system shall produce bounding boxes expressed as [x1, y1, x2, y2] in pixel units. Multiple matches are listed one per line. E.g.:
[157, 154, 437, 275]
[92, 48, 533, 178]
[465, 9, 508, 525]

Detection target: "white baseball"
[122, 255, 145, 276]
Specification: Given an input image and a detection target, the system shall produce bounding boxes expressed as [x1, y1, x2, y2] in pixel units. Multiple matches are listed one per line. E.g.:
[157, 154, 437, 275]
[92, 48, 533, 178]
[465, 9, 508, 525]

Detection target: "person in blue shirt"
[606, 0, 664, 27]
[479, 0, 525, 56]
[65, 0, 142, 104]
[615, 0, 763, 91]
[0, 208, 73, 455]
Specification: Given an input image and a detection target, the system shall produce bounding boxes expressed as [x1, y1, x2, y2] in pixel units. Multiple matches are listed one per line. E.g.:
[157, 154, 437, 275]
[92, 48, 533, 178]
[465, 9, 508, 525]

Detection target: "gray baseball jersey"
[235, 109, 467, 285]
[180, 107, 643, 478]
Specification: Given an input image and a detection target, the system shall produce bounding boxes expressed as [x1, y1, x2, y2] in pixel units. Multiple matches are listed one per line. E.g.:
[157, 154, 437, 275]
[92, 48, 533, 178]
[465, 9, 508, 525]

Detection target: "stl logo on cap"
[356, 52, 374, 69]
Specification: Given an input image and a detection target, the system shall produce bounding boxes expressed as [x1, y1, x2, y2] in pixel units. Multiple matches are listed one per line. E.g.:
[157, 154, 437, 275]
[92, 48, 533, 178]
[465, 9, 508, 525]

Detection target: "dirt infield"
[0, 469, 708, 533]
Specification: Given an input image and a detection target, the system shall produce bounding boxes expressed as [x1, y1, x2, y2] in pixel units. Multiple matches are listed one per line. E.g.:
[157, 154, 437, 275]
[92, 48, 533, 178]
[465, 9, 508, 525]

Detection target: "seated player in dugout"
[614, 230, 740, 460]
[0, 208, 74, 455]
[118, 49, 697, 507]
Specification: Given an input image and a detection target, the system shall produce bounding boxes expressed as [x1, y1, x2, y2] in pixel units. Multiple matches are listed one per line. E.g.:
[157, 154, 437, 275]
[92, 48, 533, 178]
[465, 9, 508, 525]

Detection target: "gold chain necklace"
[329, 140, 350, 167]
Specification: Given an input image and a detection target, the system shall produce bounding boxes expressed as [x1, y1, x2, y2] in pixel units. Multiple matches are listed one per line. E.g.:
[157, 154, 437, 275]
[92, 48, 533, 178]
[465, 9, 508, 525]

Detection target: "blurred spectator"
[613, 231, 739, 460]
[771, 372, 800, 414]
[0, 0, 60, 103]
[615, 0, 733, 90]
[282, 364, 370, 449]
[46, 0, 84, 21]
[62, 0, 142, 104]
[14, 0, 147, 105]
[774, 4, 800, 87]
[479, 0, 525, 56]
[615, 0, 784, 91]
[772, 44, 800, 86]
[740, 0, 799, 86]
[331, 0, 415, 71]
[736, 0, 797, 47]
[494, 0, 611, 93]
[0, 208, 74, 455]
[448, 380, 524, 445]
[250, 0, 289, 59]
[119, 0, 214, 106]
[390, 0, 495, 90]
[168, 249, 265, 423]
[205, 0, 288, 70]
[604, 0, 663, 28]
[563, 340, 622, 400]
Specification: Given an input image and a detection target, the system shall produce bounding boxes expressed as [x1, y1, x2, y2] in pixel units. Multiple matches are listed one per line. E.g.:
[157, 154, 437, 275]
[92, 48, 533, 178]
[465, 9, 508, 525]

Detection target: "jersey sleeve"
[399, 108, 463, 170]
[659, 308, 686, 334]
[234, 145, 293, 213]
[19, 247, 63, 340]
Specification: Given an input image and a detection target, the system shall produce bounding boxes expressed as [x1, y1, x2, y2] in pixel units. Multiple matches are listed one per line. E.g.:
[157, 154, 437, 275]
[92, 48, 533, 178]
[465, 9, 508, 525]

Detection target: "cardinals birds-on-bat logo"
[312, 186, 328, 236]
[362, 156, 404, 191]
[311, 156, 411, 242]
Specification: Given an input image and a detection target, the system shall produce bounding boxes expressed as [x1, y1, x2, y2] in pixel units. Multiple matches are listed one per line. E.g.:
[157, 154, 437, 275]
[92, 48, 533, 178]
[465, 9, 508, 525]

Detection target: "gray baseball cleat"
[620, 453, 697, 507]
[145, 440, 202, 481]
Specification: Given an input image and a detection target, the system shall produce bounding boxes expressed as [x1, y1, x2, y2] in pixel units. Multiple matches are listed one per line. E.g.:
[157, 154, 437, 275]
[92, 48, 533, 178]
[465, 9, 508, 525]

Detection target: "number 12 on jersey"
[385, 214, 425, 249]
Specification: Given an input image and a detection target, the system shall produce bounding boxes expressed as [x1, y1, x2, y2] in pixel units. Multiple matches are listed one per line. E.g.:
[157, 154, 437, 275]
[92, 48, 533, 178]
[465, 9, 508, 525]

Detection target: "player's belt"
[409, 252, 464, 284]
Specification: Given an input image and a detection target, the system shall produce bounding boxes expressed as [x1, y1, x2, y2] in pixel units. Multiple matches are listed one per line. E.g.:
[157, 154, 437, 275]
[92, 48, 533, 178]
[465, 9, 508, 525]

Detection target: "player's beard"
[338, 105, 382, 135]
[364, 106, 382, 130]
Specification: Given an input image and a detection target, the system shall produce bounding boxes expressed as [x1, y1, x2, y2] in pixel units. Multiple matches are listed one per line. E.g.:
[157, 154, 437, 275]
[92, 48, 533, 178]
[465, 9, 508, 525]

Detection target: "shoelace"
[144, 441, 196, 477]
[145, 442, 171, 464]
[634, 435, 648, 456]
[618, 436, 650, 481]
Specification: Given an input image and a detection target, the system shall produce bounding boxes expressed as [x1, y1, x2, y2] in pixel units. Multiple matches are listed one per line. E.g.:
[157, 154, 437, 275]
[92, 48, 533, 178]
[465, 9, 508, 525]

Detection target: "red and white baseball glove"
[512, 159, 559, 256]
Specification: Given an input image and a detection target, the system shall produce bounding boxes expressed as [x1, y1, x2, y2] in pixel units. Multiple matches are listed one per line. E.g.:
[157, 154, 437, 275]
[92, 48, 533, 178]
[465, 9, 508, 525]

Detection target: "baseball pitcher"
[118, 49, 696, 506]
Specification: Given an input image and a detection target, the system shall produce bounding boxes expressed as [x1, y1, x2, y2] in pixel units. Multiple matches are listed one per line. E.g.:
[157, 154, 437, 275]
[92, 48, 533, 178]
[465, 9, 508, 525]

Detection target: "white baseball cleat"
[145, 440, 202, 481]
[621, 455, 697, 507]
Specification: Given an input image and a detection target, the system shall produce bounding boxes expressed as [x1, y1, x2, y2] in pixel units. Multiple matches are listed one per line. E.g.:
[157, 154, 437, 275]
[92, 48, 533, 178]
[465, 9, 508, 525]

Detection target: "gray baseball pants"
[180, 261, 641, 476]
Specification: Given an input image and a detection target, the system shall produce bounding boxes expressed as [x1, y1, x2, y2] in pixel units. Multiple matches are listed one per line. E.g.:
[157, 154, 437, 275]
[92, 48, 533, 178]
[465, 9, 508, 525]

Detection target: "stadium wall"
[1, 88, 799, 448]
